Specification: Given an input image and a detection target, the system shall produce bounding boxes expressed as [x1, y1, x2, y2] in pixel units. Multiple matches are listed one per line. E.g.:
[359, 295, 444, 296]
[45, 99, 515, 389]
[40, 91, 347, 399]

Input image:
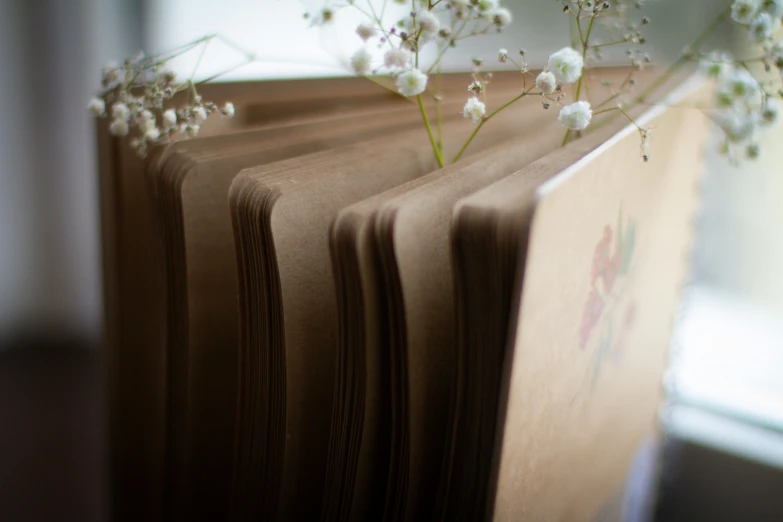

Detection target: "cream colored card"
[489, 81, 708, 522]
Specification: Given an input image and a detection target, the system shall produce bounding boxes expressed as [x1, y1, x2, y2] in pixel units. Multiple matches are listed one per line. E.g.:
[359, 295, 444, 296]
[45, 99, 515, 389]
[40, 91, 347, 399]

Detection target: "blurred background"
[0, 0, 781, 520]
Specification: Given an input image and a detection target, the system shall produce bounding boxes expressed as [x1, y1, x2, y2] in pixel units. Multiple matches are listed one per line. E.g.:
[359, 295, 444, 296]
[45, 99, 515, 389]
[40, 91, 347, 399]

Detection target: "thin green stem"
[575, 7, 585, 47]
[593, 107, 619, 116]
[590, 39, 630, 49]
[452, 90, 534, 163]
[418, 94, 444, 168]
[634, 7, 730, 105]
[562, 15, 595, 146]
[189, 38, 211, 82]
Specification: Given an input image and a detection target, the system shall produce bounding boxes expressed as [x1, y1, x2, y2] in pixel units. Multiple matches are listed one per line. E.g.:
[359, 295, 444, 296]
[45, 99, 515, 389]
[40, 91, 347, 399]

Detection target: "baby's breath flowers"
[87, 35, 251, 156]
[463, 97, 487, 122]
[535, 71, 558, 95]
[109, 119, 130, 137]
[162, 108, 178, 129]
[87, 97, 106, 116]
[351, 47, 374, 75]
[356, 22, 377, 41]
[670, 0, 783, 160]
[403, 10, 441, 44]
[221, 102, 235, 118]
[396, 68, 429, 97]
[731, 0, 762, 25]
[309, 0, 661, 165]
[310, 0, 536, 167]
[384, 48, 412, 69]
[493, 8, 513, 29]
[559, 101, 593, 131]
[548, 47, 585, 84]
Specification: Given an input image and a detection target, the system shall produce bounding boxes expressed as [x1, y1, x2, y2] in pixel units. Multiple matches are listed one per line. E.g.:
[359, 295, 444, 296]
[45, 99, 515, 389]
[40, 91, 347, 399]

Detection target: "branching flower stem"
[562, 14, 596, 146]
[418, 94, 445, 167]
[452, 89, 539, 163]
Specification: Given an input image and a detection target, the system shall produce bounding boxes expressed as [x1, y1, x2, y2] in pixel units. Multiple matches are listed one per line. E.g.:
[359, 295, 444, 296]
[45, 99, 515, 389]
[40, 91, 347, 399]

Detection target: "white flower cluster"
[544, 48, 590, 131]
[706, 58, 778, 157]
[558, 100, 593, 131]
[547, 47, 585, 85]
[731, 0, 783, 41]
[460, 46, 587, 128]
[695, 0, 783, 158]
[338, 0, 514, 100]
[463, 97, 486, 122]
[87, 51, 236, 156]
[311, 1, 654, 161]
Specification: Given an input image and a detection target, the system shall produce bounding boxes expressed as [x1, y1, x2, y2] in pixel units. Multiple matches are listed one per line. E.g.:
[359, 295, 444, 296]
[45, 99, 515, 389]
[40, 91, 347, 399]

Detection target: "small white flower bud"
[160, 69, 177, 84]
[351, 47, 373, 75]
[748, 12, 776, 41]
[185, 124, 200, 138]
[192, 106, 208, 123]
[498, 48, 508, 63]
[145, 127, 161, 141]
[535, 71, 557, 94]
[463, 97, 486, 122]
[771, 41, 783, 66]
[395, 68, 428, 97]
[762, 0, 783, 19]
[403, 10, 440, 43]
[320, 8, 334, 23]
[109, 119, 129, 136]
[558, 100, 593, 131]
[492, 7, 512, 29]
[111, 103, 130, 121]
[221, 102, 235, 118]
[699, 51, 734, 79]
[724, 68, 761, 102]
[714, 110, 759, 142]
[139, 117, 157, 133]
[102, 66, 120, 86]
[548, 47, 584, 84]
[139, 109, 154, 122]
[162, 109, 177, 128]
[762, 98, 779, 124]
[88, 97, 106, 116]
[731, 0, 762, 25]
[356, 22, 377, 41]
[384, 48, 412, 69]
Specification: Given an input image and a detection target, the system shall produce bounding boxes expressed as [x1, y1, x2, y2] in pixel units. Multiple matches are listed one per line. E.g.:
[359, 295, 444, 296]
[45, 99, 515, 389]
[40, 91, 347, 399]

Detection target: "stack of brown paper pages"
[96, 70, 708, 522]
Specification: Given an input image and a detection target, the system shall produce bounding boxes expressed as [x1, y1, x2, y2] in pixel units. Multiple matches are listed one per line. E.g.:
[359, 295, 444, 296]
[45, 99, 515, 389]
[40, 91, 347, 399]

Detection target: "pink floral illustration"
[579, 290, 604, 349]
[579, 209, 637, 359]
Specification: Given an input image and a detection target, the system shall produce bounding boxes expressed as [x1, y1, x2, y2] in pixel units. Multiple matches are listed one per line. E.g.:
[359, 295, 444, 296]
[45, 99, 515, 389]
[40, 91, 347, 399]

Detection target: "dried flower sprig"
[310, 0, 652, 166]
[629, 1, 783, 162]
[87, 35, 253, 156]
[89, 1, 783, 165]
[556, 0, 655, 151]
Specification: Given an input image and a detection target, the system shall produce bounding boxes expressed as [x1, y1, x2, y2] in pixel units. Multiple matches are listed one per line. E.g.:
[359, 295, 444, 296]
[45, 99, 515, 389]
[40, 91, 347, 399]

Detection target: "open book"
[95, 70, 708, 522]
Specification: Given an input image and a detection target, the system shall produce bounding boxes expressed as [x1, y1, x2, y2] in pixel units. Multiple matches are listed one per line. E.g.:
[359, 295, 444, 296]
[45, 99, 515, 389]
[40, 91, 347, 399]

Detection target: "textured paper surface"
[490, 90, 708, 522]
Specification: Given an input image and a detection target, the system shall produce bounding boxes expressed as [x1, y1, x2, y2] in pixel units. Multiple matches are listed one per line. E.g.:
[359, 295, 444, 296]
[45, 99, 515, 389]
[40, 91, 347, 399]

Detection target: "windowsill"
[667, 286, 783, 467]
